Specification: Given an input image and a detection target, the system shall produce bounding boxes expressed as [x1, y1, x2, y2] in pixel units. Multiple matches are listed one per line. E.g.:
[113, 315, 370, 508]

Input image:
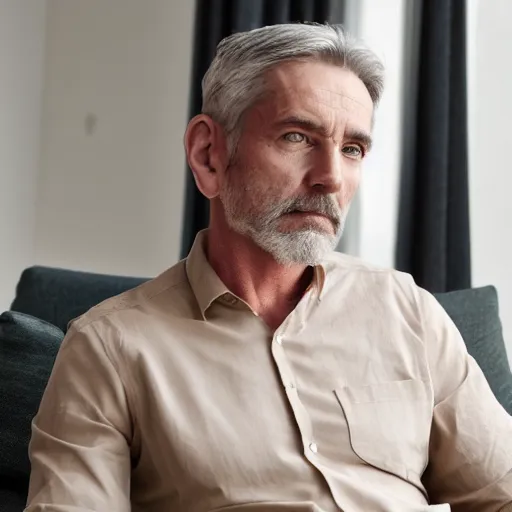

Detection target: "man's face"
[219, 60, 374, 265]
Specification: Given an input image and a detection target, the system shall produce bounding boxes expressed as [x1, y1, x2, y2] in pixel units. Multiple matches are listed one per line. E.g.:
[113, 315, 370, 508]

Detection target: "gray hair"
[201, 23, 385, 151]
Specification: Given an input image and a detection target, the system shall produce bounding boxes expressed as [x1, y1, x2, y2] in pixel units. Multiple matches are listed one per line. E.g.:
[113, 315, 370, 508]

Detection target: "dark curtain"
[396, 0, 471, 293]
[181, 0, 346, 258]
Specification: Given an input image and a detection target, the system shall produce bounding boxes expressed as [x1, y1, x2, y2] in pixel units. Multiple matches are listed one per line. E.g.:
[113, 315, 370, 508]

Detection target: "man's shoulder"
[322, 250, 389, 271]
[70, 259, 191, 332]
[321, 251, 420, 298]
[323, 250, 411, 278]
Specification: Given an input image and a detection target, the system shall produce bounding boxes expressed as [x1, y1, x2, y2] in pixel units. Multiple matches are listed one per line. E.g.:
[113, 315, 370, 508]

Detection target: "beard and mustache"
[219, 164, 350, 266]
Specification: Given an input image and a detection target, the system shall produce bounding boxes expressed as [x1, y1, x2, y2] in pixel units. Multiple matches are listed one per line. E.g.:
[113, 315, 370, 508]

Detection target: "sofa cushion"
[11, 266, 149, 332]
[0, 311, 64, 500]
[434, 285, 512, 414]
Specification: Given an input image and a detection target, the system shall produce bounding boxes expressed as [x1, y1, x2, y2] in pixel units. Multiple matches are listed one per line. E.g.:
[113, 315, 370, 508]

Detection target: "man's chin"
[278, 226, 333, 237]
[251, 228, 339, 266]
[223, 216, 341, 265]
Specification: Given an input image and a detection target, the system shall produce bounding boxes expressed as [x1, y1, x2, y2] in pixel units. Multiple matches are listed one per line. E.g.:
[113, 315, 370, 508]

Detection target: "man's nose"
[307, 146, 344, 194]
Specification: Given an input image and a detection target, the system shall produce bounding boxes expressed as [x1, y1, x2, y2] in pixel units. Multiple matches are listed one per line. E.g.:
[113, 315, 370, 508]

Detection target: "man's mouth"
[286, 210, 337, 226]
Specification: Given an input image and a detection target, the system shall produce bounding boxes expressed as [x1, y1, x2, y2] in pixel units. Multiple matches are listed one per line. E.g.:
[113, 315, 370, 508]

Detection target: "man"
[26, 23, 512, 512]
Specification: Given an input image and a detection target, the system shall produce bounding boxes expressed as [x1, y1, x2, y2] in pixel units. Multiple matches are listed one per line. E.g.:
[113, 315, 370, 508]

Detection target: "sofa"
[1, 266, 512, 511]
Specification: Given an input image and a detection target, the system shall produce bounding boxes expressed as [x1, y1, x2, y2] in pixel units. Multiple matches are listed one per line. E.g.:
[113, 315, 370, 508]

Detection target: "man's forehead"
[256, 86, 374, 130]
[275, 87, 372, 113]
[255, 65, 374, 128]
[265, 61, 373, 107]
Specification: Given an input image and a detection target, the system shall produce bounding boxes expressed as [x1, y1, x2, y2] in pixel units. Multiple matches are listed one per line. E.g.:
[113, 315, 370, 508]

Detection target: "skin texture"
[185, 60, 374, 329]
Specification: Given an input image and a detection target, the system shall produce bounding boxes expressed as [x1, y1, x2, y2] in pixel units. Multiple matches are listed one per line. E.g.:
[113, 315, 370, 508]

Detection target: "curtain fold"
[396, 0, 471, 293]
[181, 0, 345, 258]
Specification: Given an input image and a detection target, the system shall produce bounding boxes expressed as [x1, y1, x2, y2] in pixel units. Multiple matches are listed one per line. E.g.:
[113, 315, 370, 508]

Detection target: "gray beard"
[221, 183, 348, 266]
[247, 226, 345, 266]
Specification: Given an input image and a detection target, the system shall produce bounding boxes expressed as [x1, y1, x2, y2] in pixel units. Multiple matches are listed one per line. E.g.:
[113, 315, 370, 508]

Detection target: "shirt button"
[276, 335, 283, 345]
[309, 442, 318, 454]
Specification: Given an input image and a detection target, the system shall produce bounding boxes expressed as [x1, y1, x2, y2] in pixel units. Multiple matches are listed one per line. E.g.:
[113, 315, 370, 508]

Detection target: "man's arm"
[25, 322, 132, 511]
[418, 287, 512, 511]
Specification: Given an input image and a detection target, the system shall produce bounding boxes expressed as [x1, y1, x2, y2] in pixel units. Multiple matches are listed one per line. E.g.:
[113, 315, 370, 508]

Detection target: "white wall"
[467, 0, 512, 361]
[0, 1, 46, 311]
[34, 0, 195, 279]
[345, 0, 406, 268]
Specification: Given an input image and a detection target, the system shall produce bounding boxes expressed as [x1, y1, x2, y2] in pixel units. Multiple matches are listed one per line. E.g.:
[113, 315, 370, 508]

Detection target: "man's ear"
[184, 114, 228, 199]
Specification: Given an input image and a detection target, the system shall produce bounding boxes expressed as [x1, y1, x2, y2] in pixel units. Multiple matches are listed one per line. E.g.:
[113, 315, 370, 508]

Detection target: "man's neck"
[205, 225, 313, 330]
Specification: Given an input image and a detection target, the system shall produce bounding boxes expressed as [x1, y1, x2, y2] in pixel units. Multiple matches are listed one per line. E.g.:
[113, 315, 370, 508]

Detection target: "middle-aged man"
[26, 23, 512, 512]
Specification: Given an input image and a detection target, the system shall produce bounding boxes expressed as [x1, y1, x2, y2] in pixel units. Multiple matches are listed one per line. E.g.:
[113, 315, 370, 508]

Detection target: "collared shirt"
[26, 230, 512, 512]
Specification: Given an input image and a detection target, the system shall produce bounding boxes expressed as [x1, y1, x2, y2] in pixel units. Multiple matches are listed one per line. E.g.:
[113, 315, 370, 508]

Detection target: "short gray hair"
[202, 23, 384, 150]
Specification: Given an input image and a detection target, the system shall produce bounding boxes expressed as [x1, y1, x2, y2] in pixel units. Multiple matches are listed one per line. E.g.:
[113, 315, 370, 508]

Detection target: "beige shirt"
[26, 231, 512, 512]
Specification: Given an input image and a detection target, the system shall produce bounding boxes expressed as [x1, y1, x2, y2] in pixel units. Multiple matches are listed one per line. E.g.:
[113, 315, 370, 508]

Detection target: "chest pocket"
[335, 379, 433, 482]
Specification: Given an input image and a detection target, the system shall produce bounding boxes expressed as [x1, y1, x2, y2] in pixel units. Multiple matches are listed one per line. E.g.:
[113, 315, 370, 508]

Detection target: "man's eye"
[283, 132, 307, 143]
[342, 144, 364, 158]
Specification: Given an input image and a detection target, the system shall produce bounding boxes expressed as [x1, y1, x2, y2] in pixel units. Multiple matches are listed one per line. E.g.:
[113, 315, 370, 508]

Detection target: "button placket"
[271, 325, 318, 469]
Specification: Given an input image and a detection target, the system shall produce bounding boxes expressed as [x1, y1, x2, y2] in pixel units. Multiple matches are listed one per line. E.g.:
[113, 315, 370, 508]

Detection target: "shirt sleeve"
[25, 322, 132, 511]
[418, 287, 512, 511]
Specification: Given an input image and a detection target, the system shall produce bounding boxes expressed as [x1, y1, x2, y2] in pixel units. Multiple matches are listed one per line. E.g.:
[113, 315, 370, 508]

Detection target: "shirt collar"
[311, 264, 326, 301]
[186, 230, 230, 319]
[186, 229, 327, 319]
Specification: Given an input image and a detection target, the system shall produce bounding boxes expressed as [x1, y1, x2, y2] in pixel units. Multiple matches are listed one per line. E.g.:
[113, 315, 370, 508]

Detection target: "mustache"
[270, 195, 343, 228]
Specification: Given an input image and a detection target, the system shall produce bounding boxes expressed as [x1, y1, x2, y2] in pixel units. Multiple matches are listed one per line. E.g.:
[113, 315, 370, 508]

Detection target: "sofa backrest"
[11, 266, 150, 332]
[435, 285, 512, 412]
